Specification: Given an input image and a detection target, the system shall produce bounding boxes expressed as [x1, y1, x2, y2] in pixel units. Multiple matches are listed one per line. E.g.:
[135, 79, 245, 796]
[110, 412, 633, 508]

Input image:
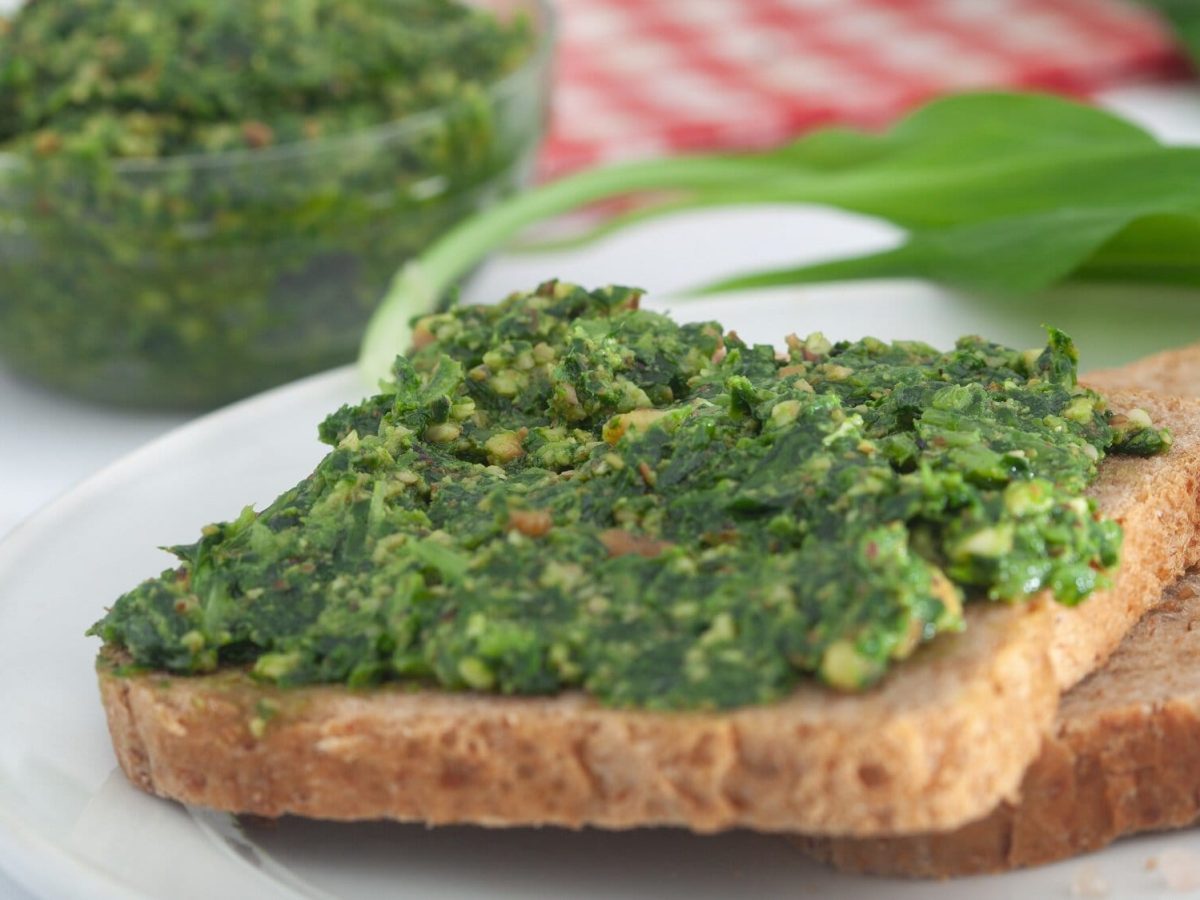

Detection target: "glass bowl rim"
[0, 0, 556, 178]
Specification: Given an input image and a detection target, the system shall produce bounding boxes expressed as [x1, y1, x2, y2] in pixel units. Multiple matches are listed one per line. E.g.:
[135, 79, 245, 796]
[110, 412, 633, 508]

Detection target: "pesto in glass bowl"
[0, 0, 553, 408]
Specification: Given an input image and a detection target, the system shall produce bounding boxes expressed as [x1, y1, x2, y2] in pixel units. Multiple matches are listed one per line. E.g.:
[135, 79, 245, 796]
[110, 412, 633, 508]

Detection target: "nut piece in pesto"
[90, 282, 1172, 710]
[0, 0, 548, 407]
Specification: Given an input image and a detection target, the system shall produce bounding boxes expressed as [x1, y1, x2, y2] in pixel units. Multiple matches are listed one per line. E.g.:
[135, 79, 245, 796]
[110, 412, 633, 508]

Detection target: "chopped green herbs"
[0, 0, 533, 158]
[0, 0, 539, 407]
[92, 283, 1170, 709]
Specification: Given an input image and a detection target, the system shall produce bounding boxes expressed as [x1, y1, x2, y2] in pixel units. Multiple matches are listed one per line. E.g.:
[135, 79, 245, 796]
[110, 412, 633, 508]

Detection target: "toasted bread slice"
[801, 342, 1200, 873]
[96, 380, 1200, 838]
[99, 603, 1055, 835]
[798, 571, 1200, 875]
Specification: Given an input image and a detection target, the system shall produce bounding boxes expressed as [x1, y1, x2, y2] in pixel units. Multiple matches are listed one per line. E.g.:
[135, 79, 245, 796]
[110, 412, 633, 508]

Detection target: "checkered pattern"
[542, 0, 1184, 177]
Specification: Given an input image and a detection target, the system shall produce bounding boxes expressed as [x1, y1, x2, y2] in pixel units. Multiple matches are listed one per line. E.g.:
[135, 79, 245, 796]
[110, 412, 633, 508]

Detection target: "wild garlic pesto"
[90, 283, 1172, 709]
[0, 0, 540, 406]
[0, 0, 532, 159]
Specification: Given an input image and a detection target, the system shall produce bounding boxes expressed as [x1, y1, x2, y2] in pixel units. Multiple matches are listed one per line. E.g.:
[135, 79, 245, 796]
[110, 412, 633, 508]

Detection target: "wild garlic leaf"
[1074, 213, 1200, 288]
[691, 97, 1200, 294]
[700, 208, 1166, 295]
[759, 92, 1157, 175]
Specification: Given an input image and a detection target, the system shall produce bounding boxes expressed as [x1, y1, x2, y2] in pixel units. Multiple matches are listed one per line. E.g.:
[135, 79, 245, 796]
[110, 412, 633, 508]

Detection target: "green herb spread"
[91, 283, 1172, 709]
[0, 0, 539, 406]
[0, 0, 532, 158]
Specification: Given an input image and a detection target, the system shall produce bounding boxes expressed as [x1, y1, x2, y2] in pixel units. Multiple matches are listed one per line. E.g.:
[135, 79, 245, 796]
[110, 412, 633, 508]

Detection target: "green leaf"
[702, 208, 1189, 296]
[1075, 213, 1200, 287]
[512, 94, 1167, 254]
[762, 92, 1157, 174]
[755, 145, 1200, 232]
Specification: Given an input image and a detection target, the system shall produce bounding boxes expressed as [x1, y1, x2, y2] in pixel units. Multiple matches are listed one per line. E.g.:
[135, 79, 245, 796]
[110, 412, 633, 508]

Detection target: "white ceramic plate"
[3, 274, 1200, 898]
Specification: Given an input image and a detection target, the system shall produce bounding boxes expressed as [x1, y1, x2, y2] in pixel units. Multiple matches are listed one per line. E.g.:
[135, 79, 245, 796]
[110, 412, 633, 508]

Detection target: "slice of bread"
[798, 571, 1200, 875]
[96, 384, 1200, 838]
[99, 603, 1060, 836]
[800, 341, 1200, 874]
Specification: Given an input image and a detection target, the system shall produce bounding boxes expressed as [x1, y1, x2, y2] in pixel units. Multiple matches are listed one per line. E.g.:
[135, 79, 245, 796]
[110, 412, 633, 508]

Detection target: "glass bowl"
[0, 0, 554, 409]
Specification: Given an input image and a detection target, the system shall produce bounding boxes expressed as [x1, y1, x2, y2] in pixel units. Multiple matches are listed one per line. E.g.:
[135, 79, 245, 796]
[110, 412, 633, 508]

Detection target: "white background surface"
[2, 83, 1200, 897]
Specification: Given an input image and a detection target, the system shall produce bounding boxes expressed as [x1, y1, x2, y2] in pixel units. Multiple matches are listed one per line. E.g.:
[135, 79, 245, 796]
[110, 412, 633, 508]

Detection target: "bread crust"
[95, 389, 1200, 837]
[799, 344, 1200, 871]
[798, 573, 1200, 875]
[1049, 392, 1200, 688]
[99, 602, 1056, 835]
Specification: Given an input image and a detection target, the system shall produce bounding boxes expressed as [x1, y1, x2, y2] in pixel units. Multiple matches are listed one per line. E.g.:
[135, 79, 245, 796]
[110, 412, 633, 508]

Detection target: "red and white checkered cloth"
[541, 0, 1185, 177]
